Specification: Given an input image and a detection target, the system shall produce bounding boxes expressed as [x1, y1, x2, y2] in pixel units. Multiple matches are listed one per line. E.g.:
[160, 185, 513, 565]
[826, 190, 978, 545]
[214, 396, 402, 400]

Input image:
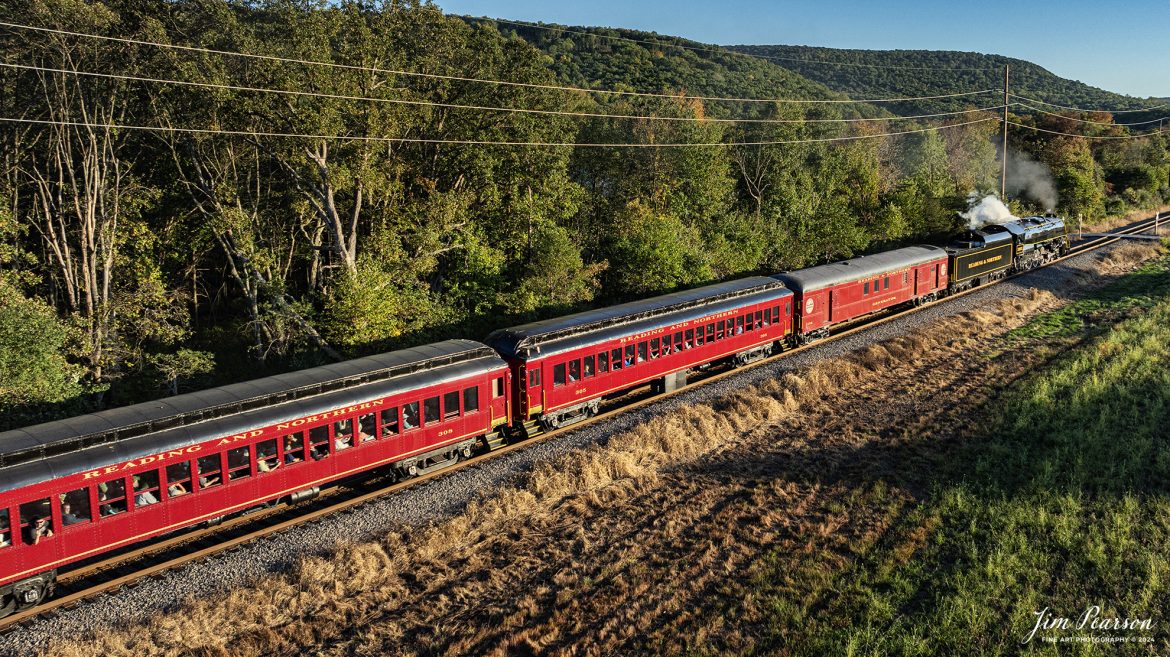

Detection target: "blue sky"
[434, 0, 1169, 99]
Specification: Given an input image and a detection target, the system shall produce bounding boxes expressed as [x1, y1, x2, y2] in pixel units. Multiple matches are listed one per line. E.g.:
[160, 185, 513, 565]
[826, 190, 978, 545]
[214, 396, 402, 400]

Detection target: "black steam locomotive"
[945, 216, 1069, 292]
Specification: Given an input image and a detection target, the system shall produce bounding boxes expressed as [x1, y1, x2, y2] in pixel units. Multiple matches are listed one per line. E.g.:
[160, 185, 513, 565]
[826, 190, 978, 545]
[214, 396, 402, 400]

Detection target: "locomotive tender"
[0, 216, 1067, 615]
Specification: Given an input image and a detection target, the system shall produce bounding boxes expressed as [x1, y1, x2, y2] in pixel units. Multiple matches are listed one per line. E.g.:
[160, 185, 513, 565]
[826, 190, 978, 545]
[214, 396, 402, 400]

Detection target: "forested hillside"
[728, 44, 1163, 118]
[0, 1, 1167, 428]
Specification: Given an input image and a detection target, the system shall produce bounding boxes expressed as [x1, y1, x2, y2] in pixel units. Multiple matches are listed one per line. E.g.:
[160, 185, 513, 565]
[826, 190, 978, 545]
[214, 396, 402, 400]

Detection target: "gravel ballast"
[0, 244, 1140, 656]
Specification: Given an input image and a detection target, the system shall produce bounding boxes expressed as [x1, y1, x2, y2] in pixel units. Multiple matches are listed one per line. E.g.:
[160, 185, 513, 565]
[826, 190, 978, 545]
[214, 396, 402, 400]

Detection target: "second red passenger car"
[486, 277, 794, 431]
[773, 245, 949, 342]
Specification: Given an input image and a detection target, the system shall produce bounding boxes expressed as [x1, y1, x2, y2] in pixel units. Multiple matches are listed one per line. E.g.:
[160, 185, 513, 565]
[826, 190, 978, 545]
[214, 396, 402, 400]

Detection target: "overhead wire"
[1006, 120, 1168, 140]
[0, 115, 1000, 148]
[0, 20, 998, 105]
[0, 61, 1006, 126]
[1012, 101, 1170, 127]
[1009, 93, 1168, 114]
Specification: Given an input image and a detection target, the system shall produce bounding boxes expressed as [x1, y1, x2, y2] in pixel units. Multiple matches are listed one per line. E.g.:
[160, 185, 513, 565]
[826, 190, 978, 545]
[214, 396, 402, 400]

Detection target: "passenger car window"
[554, 363, 566, 386]
[403, 402, 420, 430]
[283, 432, 306, 463]
[568, 359, 581, 382]
[528, 369, 541, 387]
[637, 342, 647, 363]
[381, 407, 400, 437]
[358, 414, 376, 442]
[20, 498, 53, 545]
[684, 329, 694, 347]
[257, 438, 280, 471]
[99, 478, 128, 516]
[0, 509, 9, 548]
[695, 327, 705, 346]
[650, 338, 660, 358]
[584, 355, 595, 377]
[494, 377, 505, 398]
[198, 455, 224, 487]
[884, 276, 890, 290]
[60, 487, 91, 526]
[133, 470, 161, 507]
[625, 344, 636, 365]
[463, 387, 479, 413]
[598, 351, 609, 372]
[167, 461, 193, 496]
[334, 418, 354, 450]
[663, 334, 673, 353]
[309, 425, 331, 459]
[424, 396, 440, 424]
[611, 348, 623, 370]
[864, 281, 870, 295]
[444, 391, 460, 419]
[227, 447, 252, 480]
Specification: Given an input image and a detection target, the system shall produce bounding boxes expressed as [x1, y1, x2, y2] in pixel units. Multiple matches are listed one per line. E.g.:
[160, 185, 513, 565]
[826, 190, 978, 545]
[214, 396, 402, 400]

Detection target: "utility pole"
[1000, 64, 1010, 200]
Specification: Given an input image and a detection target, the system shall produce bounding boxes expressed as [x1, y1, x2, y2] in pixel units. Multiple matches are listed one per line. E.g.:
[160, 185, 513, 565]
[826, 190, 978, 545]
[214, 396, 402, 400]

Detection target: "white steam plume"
[960, 193, 1016, 230]
[1006, 150, 1059, 212]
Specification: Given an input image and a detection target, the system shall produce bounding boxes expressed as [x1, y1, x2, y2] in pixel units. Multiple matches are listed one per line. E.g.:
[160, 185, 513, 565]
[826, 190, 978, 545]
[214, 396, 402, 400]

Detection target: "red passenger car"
[773, 245, 948, 342]
[0, 340, 508, 614]
[485, 277, 794, 432]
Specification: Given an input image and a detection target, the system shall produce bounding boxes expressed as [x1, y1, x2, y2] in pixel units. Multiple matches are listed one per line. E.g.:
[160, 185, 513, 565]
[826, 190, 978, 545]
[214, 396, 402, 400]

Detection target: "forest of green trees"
[1, 0, 1168, 429]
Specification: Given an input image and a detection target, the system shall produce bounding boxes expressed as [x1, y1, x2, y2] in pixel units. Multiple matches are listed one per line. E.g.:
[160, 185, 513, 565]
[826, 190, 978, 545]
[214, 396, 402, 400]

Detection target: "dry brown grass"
[1081, 203, 1170, 233]
[46, 259, 1154, 657]
[1097, 240, 1166, 273]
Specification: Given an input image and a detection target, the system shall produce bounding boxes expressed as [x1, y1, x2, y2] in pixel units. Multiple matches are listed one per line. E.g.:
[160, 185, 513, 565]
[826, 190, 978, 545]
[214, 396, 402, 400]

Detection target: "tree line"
[1, 0, 1167, 429]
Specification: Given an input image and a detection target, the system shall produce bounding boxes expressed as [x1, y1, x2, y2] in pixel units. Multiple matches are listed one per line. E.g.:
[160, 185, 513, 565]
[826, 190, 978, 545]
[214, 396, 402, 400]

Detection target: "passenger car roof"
[772, 246, 947, 293]
[485, 277, 790, 359]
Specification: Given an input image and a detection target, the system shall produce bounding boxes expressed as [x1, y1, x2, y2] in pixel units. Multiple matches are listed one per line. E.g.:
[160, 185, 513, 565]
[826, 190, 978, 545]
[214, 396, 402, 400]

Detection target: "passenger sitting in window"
[135, 489, 159, 507]
[168, 482, 188, 497]
[198, 474, 220, 488]
[61, 503, 83, 526]
[310, 444, 329, 461]
[27, 517, 53, 545]
[358, 428, 374, 443]
[284, 451, 301, 465]
[335, 434, 352, 451]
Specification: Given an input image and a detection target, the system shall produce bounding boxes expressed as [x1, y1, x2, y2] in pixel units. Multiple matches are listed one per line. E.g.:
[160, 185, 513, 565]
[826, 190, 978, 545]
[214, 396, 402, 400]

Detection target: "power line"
[476, 17, 1000, 72]
[1009, 93, 1168, 114]
[0, 115, 999, 147]
[0, 61, 1006, 127]
[1012, 101, 1170, 127]
[0, 21, 998, 106]
[1006, 120, 1167, 140]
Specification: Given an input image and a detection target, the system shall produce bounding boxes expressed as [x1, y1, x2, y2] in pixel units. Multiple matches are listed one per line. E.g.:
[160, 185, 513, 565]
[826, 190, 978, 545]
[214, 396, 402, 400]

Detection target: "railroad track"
[0, 214, 1161, 634]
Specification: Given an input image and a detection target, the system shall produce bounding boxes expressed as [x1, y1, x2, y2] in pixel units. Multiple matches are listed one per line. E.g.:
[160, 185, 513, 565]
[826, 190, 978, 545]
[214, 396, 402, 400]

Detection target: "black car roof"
[772, 245, 947, 292]
[0, 340, 503, 494]
[485, 277, 790, 359]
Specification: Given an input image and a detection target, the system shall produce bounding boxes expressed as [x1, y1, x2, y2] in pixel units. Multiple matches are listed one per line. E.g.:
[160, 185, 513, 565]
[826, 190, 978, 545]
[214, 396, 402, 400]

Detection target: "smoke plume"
[960, 193, 1015, 230]
[1006, 150, 1059, 212]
